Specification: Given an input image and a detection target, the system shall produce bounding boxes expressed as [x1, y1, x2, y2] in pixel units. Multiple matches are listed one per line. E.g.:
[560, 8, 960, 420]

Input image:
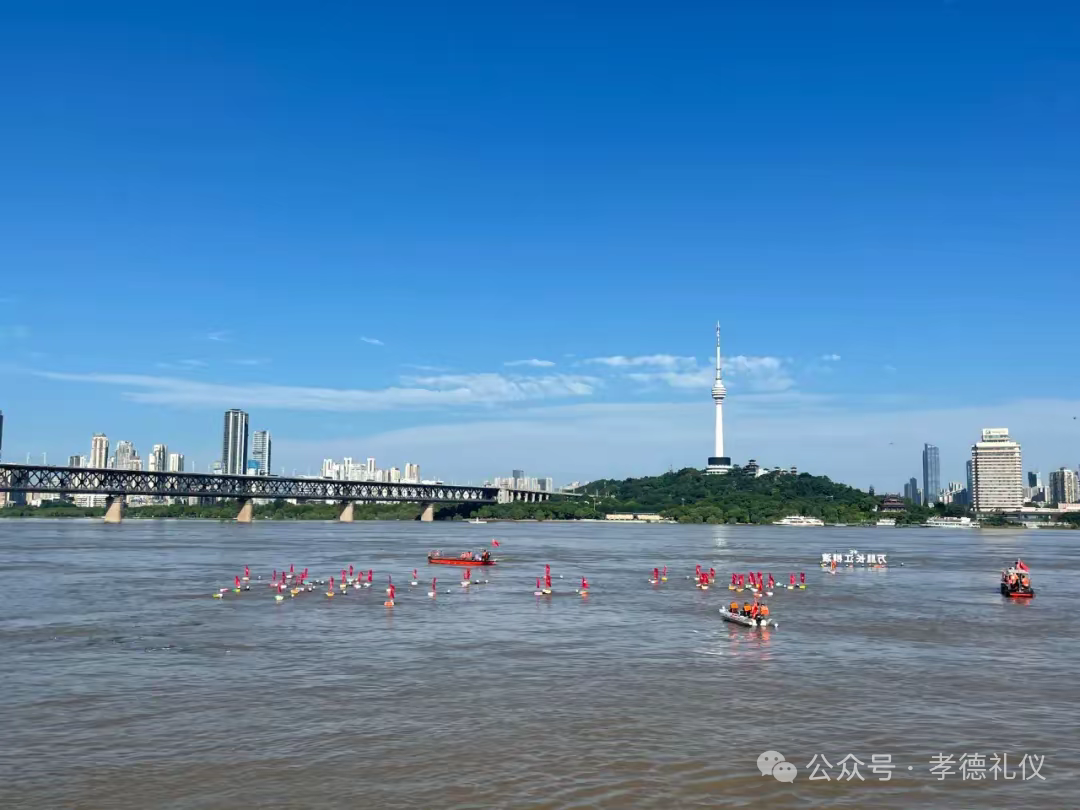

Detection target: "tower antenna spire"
[715, 321, 722, 376]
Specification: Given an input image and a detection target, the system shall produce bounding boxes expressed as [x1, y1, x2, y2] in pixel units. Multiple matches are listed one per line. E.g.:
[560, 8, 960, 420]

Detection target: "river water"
[1, 520, 1077, 809]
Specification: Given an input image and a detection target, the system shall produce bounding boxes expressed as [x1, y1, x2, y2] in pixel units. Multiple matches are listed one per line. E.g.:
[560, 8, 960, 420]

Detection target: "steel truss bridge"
[0, 463, 555, 523]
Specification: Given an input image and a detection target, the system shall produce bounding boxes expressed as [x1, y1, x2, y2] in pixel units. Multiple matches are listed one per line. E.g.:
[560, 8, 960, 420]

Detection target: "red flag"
[492, 540, 500, 547]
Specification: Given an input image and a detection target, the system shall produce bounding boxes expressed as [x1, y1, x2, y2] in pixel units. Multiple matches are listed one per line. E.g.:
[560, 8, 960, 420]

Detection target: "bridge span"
[0, 463, 558, 523]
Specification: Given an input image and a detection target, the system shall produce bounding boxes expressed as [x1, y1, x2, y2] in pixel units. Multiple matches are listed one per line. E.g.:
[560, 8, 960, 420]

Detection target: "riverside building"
[971, 428, 1023, 512]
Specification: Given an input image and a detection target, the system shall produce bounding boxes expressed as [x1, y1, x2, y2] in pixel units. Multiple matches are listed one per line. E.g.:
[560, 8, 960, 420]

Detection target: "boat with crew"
[427, 550, 497, 566]
[719, 607, 775, 628]
[1000, 559, 1034, 598]
[773, 515, 825, 526]
[925, 516, 979, 528]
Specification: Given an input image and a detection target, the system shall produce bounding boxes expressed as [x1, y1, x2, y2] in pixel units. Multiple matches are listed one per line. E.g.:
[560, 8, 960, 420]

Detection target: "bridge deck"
[0, 463, 554, 504]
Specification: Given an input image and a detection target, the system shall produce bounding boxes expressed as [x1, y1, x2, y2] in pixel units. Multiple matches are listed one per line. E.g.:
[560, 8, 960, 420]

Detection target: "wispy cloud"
[504, 359, 556, 368]
[621, 355, 794, 392]
[360, 336, 384, 346]
[231, 358, 270, 366]
[726, 355, 795, 392]
[33, 370, 598, 411]
[626, 369, 713, 389]
[0, 297, 18, 305]
[155, 359, 207, 371]
[206, 330, 230, 342]
[0, 325, 30, 341]
[402, 363, 450, 372]
[821, 353, 842, 362]
[584, 354, 697, 369]
[884, 364, 897, 373]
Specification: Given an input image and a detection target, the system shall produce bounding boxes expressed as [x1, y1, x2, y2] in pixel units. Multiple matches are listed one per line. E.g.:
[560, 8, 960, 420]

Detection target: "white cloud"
[33, 370, 598, 411]
[360, 336, 385, 346]
[585, 354, 697, 369]
[504, 359, 556, 368]
[206, 330, 229, 342]
[273, 397, 1080, 491]
[401, 372, 598, 400]
[821, 353, 842, 362]
[725, 355, 795, 392]
[626, 369, 714, 389]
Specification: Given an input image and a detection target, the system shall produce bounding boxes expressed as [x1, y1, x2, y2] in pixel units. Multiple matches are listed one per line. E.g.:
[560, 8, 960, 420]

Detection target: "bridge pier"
[338, 501, 355, 522]
[236, 498, 254, 523]
[103, 496, 125, 524]
[418, 503, 434, 522]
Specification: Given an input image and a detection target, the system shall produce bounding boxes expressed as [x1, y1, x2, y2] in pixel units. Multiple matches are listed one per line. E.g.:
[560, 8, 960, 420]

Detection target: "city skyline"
[0, 4, 1078, 487]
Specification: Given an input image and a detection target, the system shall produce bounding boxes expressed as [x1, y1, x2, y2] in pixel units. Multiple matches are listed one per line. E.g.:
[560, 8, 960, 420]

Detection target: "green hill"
[476, 466, 890, 524]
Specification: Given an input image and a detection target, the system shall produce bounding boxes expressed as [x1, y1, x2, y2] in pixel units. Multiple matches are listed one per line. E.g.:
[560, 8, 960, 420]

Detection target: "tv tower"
[706, 322, 732, 475]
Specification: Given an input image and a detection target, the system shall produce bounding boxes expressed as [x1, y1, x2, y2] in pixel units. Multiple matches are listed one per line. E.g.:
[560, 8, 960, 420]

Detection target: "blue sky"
[1, 1, 1078, 489]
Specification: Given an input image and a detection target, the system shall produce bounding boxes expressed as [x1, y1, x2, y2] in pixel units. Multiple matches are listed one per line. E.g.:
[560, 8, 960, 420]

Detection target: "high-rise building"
[1049, 467, 1079, 505]
[904, 477, 920, 505]
[971, 428, 1023, 512]
[366, 457, 376, 477]
[90, 433, 109, 469]
[167, 453, 185, 472]
[114, 440, 136, 470]
[706, 322, 732, 475]
[404, 462, 420, 483]
[1027, 471, 1041, 488]
[389, 466, 401, 483]
[922, 444, 940, 506]
[222, 409, 249, 475]
[252, 430, 272, 476]
[68, 454, 84, 468]
[148, 444, 167, 473]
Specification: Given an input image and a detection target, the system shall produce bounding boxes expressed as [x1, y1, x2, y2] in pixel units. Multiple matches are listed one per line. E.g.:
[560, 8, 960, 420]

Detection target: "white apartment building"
[971, 428, 1023, 512]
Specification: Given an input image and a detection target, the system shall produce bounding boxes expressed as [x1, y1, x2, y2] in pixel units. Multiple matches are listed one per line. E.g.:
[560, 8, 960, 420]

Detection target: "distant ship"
[773, 515, 825, 526]
[925, 516, 979, 528]
[875, 518, 897, 527]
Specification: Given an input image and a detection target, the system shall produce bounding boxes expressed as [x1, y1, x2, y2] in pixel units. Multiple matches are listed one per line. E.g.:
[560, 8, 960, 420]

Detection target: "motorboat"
[719, 608, 775, 628]
[1000, 561, 1034, 598]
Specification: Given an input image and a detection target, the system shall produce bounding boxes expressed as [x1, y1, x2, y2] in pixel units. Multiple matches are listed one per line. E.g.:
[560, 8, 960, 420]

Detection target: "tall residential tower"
[90, 433, 109, 469]
[222, 409, 249, 475]
[252, 430, 272, 476]
[922, 443, 940, 505]
[706, 322, 732, 475]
